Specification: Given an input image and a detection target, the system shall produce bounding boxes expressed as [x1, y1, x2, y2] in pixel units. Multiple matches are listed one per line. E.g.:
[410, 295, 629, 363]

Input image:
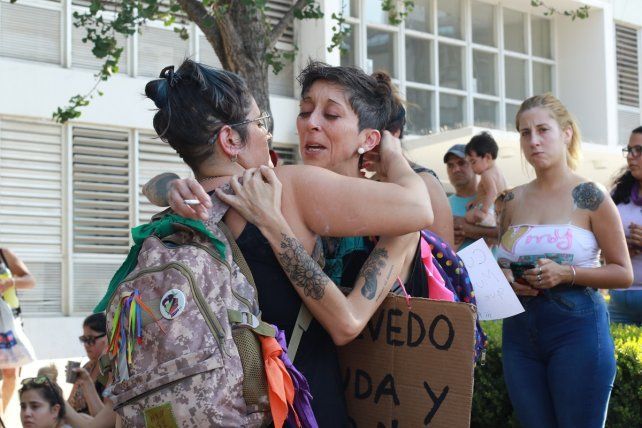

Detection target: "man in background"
[444, 144, 498, 250]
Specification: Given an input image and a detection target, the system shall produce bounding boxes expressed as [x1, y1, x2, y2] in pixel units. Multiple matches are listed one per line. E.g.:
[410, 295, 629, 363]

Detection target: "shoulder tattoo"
[359, 248, 389, 300]
[503, 191, 515, 203]
[277, 234, 326, 300]
[572, 182, 604, 211]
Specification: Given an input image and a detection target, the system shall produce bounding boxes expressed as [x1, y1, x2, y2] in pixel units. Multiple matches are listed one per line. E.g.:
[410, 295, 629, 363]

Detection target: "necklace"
[631, 181, 642, 206]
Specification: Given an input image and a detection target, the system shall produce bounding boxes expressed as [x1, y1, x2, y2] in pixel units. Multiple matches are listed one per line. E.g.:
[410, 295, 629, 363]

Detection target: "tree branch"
[268, 0, 309, 48]
[176, 0, 226, 63]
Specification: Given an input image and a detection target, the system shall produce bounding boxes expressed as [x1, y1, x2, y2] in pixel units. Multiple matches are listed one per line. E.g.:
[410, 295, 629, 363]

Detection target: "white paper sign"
[458, 239, 524, 321]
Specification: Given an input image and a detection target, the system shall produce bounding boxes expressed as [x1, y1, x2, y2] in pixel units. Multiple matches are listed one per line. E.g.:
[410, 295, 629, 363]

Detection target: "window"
[439, 44, 464, 90]
[343, 1, 555, 134]
[531, 16, 552, 59]
[138, 26, 190, 77]
[367, 28, 396, 77]
[0, 2, 61, 64]
[616, 24, 641, 145]
[474, 99, 498, 128]
[437, 0, 462, 40]
[440, 93, 465, 130]
[472, 2, 495, 47]
[406, 88, 434, 135]
[505, 56, 527, 101]
[72, 127, 130, 254]
[406, 0, 432, 33]
[138, 133, 192, 224]
[406, 37, 432, 84]
[473, 50, 496, 95]
[0, 118, 64, 315]
[503, 8, 526, 54]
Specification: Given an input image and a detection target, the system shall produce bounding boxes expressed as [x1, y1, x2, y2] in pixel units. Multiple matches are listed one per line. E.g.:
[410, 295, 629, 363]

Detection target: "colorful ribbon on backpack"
[108, 290, 165, 373]
[94, 214, 226, 313]
[259, 326, 318, 428]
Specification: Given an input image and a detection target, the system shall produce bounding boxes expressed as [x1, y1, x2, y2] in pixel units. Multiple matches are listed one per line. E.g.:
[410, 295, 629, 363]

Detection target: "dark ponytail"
[611, 167, 635, 205]
[371, 71, 406, 138]
[145, 59, 254, 172]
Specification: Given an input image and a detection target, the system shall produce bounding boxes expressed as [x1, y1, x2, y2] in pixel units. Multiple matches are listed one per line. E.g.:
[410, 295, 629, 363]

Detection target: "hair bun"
[145, 79, 169, 109]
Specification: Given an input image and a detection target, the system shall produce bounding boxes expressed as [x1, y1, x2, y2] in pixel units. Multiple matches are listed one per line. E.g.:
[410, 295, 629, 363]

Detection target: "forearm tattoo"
[572, 182, 604, 211]
[358, 248, 389, 300]
[277, 233, 326, 300]
[142, 172, 180, 207]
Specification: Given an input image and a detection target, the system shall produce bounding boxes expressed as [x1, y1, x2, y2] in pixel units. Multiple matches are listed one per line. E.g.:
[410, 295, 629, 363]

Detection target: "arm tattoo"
[142, 172, 180, 207]
[358, 248, 389, 300]
[503, 191, 514, 203]
[572, 182, 604, 211]
[277, 233, 326, 300]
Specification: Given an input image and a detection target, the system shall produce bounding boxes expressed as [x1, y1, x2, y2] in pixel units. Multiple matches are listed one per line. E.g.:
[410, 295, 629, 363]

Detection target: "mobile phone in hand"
[510, 262, 536, 285]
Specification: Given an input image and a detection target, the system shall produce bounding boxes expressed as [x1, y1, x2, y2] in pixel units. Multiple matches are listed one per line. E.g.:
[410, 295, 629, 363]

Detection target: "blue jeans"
[608, 289, 642, 325]
[502, 287, 616, 428]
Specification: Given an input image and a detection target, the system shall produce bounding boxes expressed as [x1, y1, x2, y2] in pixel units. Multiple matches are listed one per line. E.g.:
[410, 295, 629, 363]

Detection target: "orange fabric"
[259, 335, 300, 428]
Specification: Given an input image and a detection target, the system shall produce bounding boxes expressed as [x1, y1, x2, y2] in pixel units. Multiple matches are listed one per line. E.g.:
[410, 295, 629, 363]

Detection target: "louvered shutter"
[20, 261, 62, 315]
[272, 144, 299, 165]
[0, 1, 61, 64]
[198, 35, 222, 68]
[73, 261, 121, 314]
[73, 127, 130, 254]
[266, 0, 294, 45]
[72, 18, 128, 71]
[138, 26, 190, 77]
[138, 133, 192, 224]
[0, 119, 63, 255]
[0, 118, 63, 315]
[616, 25, 640, 108]
[618, 109, 641, 145]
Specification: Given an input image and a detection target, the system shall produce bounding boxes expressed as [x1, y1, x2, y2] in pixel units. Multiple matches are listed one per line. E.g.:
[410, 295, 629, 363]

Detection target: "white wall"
[23, 317, 86, 359]
[614, 0, 642, 27]
[556, 6, 618, 145]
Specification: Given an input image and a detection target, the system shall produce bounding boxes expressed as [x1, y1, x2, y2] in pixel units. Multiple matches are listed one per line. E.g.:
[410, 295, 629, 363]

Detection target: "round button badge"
[159, 289, 187, 320]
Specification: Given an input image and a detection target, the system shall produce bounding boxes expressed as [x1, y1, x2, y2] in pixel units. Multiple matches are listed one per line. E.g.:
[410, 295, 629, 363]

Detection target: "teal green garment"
[94, 214, 226, 313]
[448, 194, 476, 250]
[323, 236, 371, 286]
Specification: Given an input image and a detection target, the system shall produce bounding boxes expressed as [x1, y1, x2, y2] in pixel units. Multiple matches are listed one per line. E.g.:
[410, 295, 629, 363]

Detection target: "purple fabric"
[273, 326, 318, 428]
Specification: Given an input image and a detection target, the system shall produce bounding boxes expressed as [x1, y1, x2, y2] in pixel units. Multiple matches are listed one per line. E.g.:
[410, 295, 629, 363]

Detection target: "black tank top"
[235, 223, 349, 427]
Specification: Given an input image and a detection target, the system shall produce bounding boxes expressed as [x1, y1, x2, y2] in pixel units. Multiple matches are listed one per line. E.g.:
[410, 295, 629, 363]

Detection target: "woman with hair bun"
[609, 126, 642, 325]
[122, 59, 431, 426]
[496, 93, 632, 428]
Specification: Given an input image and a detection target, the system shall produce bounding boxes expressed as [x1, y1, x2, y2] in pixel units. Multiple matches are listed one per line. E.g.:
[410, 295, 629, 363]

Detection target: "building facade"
[0, 0, 640, 357]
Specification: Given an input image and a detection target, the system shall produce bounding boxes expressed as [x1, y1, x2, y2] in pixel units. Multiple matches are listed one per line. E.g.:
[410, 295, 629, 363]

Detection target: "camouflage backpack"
[100, 198, 275, 427]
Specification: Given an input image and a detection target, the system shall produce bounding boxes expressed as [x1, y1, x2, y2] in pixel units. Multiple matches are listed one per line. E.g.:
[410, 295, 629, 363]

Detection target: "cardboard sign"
[338, 295, 476, 428]
[458, 239, 524, 320]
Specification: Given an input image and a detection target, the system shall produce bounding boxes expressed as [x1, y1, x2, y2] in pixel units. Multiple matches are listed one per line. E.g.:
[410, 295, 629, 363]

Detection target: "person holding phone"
[609, 126, 642, 325]
[495, 94, 632, 428]
[67, 313, 108, 416]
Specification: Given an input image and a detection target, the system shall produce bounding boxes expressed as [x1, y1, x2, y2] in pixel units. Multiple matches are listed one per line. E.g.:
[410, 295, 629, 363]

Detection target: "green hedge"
[472, 321, 642, 428]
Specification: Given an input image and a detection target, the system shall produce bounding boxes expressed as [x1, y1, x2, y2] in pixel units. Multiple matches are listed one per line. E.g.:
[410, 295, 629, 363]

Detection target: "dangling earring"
[231, 154, 238, 163]
[357, 147, 366, 155]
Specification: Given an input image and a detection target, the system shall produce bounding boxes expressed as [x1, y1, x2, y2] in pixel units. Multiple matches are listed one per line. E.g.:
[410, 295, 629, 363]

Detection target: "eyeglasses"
[622, 146, 642, 158]
[230, 112, 272, 132]
[79, 333, 106, 346]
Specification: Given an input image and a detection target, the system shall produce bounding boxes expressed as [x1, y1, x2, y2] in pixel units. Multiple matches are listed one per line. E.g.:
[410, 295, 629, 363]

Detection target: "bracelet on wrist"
[570, 265, 576, 286]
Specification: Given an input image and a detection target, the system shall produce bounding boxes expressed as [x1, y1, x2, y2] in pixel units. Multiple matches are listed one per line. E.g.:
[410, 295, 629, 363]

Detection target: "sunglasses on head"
[79, 333, 106, 346]
[21, 376, 54, 387]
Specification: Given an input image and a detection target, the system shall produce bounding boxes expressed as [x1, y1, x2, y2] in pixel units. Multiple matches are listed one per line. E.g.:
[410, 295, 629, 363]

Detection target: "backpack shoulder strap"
[287, 303, 313, 362]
